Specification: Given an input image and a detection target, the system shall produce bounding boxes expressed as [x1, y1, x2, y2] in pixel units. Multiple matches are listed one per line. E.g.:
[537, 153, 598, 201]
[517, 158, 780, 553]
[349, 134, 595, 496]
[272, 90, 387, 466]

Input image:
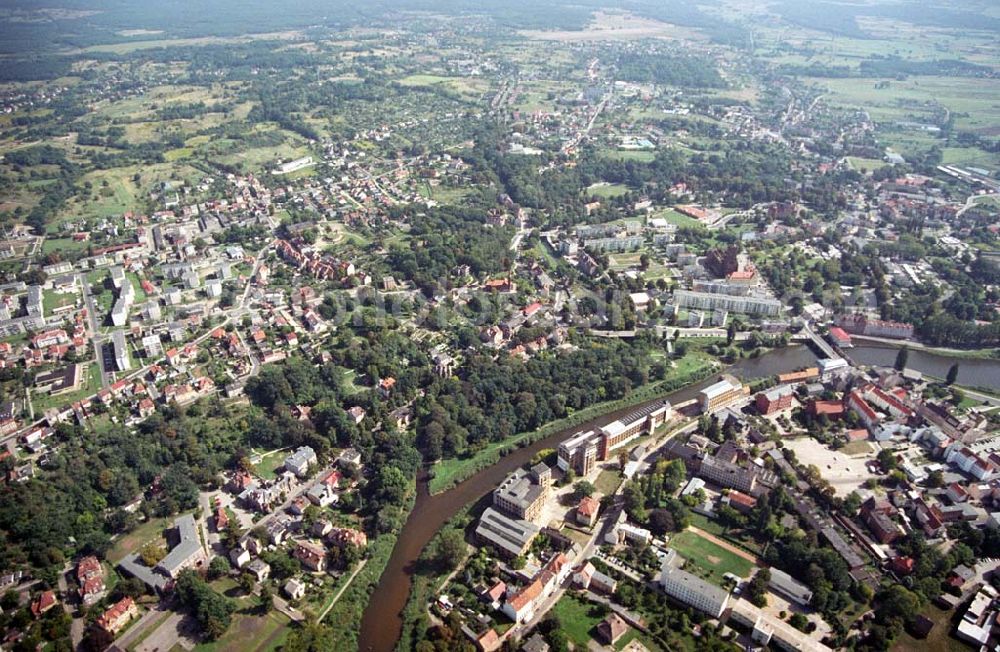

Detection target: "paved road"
[112, 602, 171, 651]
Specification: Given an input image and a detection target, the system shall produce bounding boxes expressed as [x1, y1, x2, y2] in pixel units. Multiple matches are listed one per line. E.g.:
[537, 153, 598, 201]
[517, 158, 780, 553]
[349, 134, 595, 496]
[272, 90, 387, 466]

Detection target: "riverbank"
[357, 345, 820, 652]
[426, 352, 718, 495]
[851, 342, 1000, 393]
[395, 503, 479, 652]
[322, 492, 413, 650]
[851, 334, 1000, 360]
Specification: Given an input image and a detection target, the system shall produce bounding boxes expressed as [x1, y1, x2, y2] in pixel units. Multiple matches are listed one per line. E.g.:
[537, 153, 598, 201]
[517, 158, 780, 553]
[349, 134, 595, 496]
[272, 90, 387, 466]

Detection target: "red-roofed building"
[320, 470, 342, 487]
[726, 490, 758, 514]
[293, 540, 327, 572]
[807, 400, 844, 420]
[755, 386, 794, 415]
[890, 556, 915, 576]
[828, 327, 852, 348]
[484, 279, 513, 293]
[576, 496, 599, 527]
[81, 576, 106, 605]
[97, 597, 138, 634]
[30, 590, 57, 618]
[327, 527, 368, 548]
[847, 391, 880, 429]
[378, 377, 396, 398]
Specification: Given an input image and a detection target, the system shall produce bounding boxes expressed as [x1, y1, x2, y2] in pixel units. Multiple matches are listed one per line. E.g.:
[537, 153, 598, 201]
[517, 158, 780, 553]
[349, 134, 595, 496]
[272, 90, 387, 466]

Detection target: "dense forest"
[616, 52, 726, 88]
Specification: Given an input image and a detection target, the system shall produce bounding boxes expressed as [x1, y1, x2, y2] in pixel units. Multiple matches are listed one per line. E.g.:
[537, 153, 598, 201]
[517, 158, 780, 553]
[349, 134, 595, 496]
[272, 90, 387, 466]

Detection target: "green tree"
[434, 529, 468, 571]
[239, 573, 256, 594]
[207, 556, 230, 580]
[572, 480, 596, 500]
[894, 346, 909, 371]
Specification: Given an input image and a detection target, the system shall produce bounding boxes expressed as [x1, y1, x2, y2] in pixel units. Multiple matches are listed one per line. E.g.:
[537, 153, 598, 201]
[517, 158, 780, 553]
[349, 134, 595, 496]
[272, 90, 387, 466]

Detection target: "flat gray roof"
[475, 507, 540, 556]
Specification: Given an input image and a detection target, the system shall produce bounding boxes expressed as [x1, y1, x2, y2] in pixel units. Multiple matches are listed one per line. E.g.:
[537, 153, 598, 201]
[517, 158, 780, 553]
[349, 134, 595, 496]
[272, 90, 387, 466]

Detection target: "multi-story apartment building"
[674, 289, 781, 317]
[836, 313, 913, 340]
[698, 454, 759, 494]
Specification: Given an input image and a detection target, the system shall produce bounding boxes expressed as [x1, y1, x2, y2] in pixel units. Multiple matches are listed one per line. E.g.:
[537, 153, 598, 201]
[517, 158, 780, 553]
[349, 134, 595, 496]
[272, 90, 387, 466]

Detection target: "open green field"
[654, 209, 702, 229]
[41, 237, 92, 256]
[397, 74, 489, 102]
[846, 157, 890, 173]
[43, 290, 78, 314]
[417, 183, 472, 205]
[192, 610, 291, 652]
[808, 76, 1000, 139]
[608, 252, 644, 270]
[587, 182, 631, 198]
[667, 529, 754, 585]
[942, 147, 999, 170]
[603, 148, 656, 162]
[67, 169, 139, 220]
[550, 594, 604, 648]
[82, 31, 303, 54]
[892, 603, 973, 652]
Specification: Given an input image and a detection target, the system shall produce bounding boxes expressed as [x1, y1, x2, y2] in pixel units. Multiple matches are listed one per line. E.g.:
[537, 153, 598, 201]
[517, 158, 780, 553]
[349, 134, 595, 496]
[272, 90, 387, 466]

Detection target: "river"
[357, 345, 820, 651]
[852, 344, 1000, 392]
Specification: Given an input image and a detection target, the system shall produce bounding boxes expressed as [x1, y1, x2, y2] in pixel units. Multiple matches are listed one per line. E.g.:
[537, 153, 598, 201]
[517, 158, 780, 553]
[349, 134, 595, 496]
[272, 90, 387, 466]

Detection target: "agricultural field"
[397, 74, 490, 103]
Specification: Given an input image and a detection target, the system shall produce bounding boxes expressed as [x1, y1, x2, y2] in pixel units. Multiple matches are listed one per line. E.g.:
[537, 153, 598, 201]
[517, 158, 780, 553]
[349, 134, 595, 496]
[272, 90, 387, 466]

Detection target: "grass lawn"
[846, 157, 890, 172]
[192, 610, 291, 652]
[839, 440, 873, 456]
[108, 516, 173, 564]
[254, 450, 287, 480]
[550, 594, 604, 648]
[127, 272, 149, 301]
[893, 603, 973, 652]
[604, 149, 656, 162]
[31, 363, 103, 413]
[594, 469, 623, 496]
[41, 237, 92, 256]
[67, 169, 140, 219]
[654, 208, 702, 229]
[667, 530, 754, 585]
[687, 512, 728, 537]
[587, 182, 631, 198]
[43, 290, 78, 314]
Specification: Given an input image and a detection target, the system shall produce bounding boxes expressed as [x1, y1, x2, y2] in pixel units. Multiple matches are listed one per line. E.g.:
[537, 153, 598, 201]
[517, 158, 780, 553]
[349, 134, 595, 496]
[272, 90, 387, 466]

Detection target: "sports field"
[668, 529, 755, 585]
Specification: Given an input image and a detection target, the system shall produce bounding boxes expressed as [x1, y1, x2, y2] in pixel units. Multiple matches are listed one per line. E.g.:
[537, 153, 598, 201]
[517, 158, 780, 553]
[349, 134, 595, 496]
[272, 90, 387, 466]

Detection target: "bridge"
[796, 323, 841, 360]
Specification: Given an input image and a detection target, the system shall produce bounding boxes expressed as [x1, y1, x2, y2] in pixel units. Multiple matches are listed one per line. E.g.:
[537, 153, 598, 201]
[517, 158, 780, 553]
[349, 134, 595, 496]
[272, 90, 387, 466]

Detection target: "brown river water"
[357, 345, 825, 650]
